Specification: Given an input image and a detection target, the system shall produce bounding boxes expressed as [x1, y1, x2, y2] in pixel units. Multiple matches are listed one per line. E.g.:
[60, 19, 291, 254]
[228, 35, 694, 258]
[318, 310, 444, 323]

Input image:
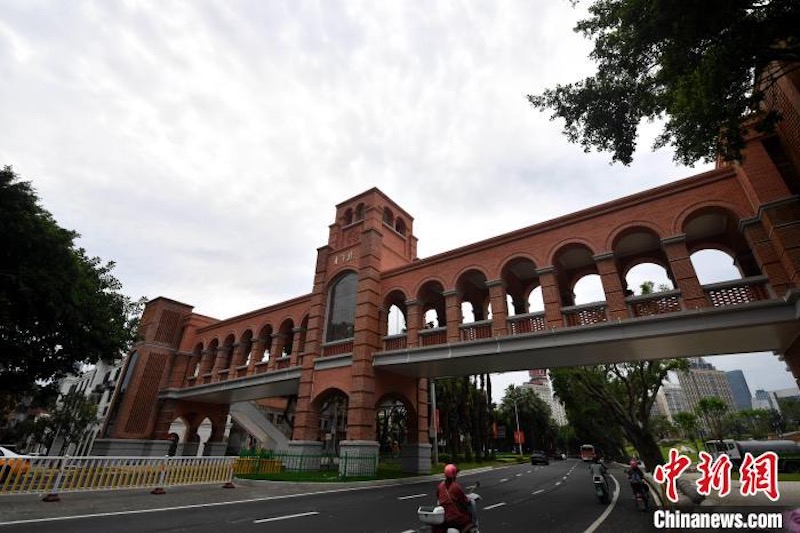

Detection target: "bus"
[580, 444, 596, 462]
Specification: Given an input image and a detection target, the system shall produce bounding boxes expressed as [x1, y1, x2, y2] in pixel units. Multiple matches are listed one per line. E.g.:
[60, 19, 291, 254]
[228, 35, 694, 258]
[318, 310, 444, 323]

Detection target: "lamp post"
[513, 395, 523, 456]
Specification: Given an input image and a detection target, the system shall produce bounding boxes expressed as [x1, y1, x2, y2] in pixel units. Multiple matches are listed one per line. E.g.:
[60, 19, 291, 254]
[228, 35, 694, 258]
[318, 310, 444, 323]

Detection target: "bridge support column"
[487, 279, 509, 336]
[594, 253, 628, 320]
[662, 235, 708, 309]
[288, 440, 323, 471]
[537, 267, 563, 329]
[740, 214, 792, 297]
[339, 440, 379, 477]
[405, 299, 421, 348]
[400, 443, 432, 475]
[443, 290, 461, 343]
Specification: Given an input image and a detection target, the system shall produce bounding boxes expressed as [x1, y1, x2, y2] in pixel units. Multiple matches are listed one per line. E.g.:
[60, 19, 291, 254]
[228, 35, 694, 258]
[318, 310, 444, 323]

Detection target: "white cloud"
[1, 0, 791, 395]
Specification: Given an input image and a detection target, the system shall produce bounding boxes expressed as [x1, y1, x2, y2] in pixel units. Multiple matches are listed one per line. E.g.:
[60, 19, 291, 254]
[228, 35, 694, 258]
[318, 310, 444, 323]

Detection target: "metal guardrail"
[0, 455, 235, 498]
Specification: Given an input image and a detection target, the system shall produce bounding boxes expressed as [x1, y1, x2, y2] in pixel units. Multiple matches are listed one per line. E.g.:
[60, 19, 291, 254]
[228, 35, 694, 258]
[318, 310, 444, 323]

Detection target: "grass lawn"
[237, 453, 527, 482]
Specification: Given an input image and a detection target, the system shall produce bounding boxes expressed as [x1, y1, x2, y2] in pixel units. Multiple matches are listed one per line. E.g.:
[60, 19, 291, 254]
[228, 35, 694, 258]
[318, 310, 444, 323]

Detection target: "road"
[0, 459, 661, 532]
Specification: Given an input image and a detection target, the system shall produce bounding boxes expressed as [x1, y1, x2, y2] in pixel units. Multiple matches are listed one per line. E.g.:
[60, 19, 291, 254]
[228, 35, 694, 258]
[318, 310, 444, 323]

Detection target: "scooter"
[593, 474, 610, 504]
[632, 481, 649, 511]
[418, 482, 481, 533]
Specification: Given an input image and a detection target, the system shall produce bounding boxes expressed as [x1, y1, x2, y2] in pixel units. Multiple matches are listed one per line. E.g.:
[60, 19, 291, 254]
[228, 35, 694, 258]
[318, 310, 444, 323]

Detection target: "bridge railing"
[626, 289, 683, 317]
[562, 301, 608, 326]
[703, 275, 772, 307]
[419, 327, 447, 346]
[459, 319, 493, 341]
[383, 333, 408, 351]
[0, 455, 235, 497]
[507, 312, 547, 335]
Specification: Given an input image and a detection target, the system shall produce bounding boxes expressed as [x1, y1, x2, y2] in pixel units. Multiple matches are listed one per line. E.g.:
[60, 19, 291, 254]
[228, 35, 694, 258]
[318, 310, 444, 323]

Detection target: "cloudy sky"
[2, 1, 795, 401]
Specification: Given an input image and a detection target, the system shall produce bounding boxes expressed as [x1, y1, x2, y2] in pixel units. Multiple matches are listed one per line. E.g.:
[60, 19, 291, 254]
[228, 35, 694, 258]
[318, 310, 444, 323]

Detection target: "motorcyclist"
[626, 458, 646, 500]
[589, 456, 609, 499]
[433, 463, 473, 533]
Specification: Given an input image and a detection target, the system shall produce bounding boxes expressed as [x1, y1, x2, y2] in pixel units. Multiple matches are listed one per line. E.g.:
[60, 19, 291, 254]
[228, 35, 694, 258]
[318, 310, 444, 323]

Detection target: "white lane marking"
[526, 469, 532, 474]
[397, 493, 428, 500]
[483, 502, 506, 510]
[0, 479, 438, 527]
[583, 474, 620, 533]
[400, 530, 416, 533]
[499, 478, 509, 483]
[555, 481, 562, 486]
[254, 511, 319, 524]
[532, 489, 545, 495]
[515, 473, 523, 477]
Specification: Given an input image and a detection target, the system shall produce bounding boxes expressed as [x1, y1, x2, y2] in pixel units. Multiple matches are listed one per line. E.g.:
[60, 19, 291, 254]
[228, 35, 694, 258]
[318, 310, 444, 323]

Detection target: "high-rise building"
[653, 381, 688, 421]
[753, 389, 782, 413]
[522, 369, 568, 426]
[677, 358, 737, 413]
[726, 370, 753, 411]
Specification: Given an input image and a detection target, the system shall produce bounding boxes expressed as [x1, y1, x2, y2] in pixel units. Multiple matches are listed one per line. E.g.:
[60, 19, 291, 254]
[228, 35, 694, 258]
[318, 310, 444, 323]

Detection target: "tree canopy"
[529, 0, 800, 165]
[0, 166, 142, 400]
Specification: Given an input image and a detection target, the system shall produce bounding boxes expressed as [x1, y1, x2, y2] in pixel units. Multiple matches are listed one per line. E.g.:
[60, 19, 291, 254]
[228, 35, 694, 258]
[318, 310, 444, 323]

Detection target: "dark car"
[530, 450, 549, 465]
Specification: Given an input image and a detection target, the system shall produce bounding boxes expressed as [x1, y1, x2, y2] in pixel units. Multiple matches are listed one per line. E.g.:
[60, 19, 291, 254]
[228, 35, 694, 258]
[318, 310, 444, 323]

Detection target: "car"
[530, 450, 549, 465]
[0, 446, 31, 483]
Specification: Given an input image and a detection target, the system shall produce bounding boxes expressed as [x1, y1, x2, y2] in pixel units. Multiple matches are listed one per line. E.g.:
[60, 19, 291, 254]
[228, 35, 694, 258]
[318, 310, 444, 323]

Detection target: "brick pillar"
[211, 346, 227, 379]
[269, 333, 286, 368]
[739, 215, 792, 297]
[405, 299, 421, 348]
[247, 336, 267, 374]
[290, 351, 319, 441]
[291, 327, 304, 365]
[198, 349, 214, 376]
[754, 197, 800, 291]
[537, 267, 563, 329]
[230, 342, 247, 369]
[443, 289, 461, 343]
[487, 279, 508, 336]
[662, 235, 709, 309]
[594, 253, 628, 321]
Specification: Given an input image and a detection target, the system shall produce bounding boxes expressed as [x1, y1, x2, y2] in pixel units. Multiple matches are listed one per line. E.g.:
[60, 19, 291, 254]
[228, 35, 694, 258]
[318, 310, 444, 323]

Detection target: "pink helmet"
[629, 459, 639, 469]
[444, 463, 458, 479]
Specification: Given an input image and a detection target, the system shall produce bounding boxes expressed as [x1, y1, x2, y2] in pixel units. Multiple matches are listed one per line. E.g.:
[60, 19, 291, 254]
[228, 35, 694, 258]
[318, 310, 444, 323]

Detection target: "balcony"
[704, 276, 772, 307]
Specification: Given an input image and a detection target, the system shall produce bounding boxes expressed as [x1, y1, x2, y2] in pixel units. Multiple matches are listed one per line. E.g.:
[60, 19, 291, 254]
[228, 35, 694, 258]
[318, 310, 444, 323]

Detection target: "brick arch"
[606, 220, 667, 251]
[551, 241, 599, 307]
[374, 392, 418, 447]
[672, 200, 750, 236]
[416, 279, 446, 329]
[500, 255, 540, 314]
[545, 237, 598, 268]
[455, 268, 491, 322]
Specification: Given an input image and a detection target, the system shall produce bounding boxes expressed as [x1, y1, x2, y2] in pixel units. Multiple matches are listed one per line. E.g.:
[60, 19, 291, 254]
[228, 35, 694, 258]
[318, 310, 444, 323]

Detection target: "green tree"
[673, 411, 702, 455]
[696, 396, 729, 442]
[551, 359, 687, 469]
[529, 0, 800, 165]
[497, 385, 557, 454]
[0, 166, 143, 411]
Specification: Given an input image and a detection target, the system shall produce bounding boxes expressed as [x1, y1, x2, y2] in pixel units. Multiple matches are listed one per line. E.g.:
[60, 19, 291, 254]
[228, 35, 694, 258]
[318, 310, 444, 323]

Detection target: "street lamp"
[513, 395, 523, 456]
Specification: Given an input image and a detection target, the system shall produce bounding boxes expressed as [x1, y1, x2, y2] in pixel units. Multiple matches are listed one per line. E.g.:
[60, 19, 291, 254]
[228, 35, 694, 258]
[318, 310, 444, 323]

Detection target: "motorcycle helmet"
[629, 459, 639, 469]
[444, 463, 458, 479]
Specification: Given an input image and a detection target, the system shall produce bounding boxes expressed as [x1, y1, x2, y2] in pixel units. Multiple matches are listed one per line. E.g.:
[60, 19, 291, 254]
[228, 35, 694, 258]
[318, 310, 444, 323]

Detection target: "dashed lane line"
[532, 489, 545, 495]
[253, 511, 319, 524]
[583, 474, 620, 533]
[397, 493, 428, 500]
[483, 502, 506, 510]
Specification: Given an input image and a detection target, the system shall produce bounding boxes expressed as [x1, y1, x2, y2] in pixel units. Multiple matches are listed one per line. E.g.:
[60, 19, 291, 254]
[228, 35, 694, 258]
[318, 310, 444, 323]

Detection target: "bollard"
[151, 456, 168, 495]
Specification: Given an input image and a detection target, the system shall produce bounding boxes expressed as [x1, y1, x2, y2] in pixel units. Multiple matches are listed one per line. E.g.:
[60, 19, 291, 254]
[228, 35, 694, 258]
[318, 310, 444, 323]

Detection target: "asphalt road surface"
[0, 459, 662, 532]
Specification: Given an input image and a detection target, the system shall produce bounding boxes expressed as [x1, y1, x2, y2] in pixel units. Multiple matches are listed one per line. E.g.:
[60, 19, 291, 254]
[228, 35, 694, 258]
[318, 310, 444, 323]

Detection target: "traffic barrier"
[0, 455, 236, 499]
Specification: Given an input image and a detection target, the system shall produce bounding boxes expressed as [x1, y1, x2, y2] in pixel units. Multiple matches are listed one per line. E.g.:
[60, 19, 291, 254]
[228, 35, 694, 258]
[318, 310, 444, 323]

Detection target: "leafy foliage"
[696, 396, 729, 441]
[496, 385, 558, 453]
[529, 0, 800, 164]
[0, 166, 143, 399]
[551, 358, 688, 467]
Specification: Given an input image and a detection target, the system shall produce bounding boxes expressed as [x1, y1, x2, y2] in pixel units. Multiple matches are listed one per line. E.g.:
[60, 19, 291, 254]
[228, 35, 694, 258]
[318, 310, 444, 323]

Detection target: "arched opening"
[690, 249, 742, 284]
[625, 263, 674, 295]
[395, 217, 407, 235]
[375, 396, 413, 457]
[355, 203, 365, 221]
[343, 208, 353, 225]
[501, 257, 540, 316]
[188, 343, 203, 380]
[326, 271, 358, 342]
[552, 243, 599, 307]
[278, 319, 295, 357]
[297, 315, 309, 354]
[683, 207, 759, 279]
[239, 330, 254, 367]
[257, 325, 273, 363]
[315, 390, 349, 455]
[383, 207, 394, 225]
[456, 269, 489, 323]
[417, 280, 446, 331]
